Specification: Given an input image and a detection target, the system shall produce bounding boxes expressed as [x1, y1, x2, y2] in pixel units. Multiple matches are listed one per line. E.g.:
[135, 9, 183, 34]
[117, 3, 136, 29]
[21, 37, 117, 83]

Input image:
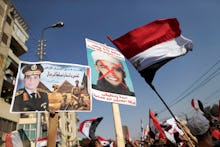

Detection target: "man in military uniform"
[12, 63, 49, 112]
[60, 94, 69, 110]
[71, 80, 81, 97]
[71, 80, 87, 109]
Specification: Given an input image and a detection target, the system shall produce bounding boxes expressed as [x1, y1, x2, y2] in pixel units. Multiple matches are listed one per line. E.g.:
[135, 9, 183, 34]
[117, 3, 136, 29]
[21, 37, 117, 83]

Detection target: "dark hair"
[88, 139, 100, 147]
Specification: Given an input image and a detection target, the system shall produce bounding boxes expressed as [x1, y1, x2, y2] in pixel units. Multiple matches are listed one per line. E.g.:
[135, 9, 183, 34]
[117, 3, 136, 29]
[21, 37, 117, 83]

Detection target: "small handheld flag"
[78, 117, 103, 139]
[97, 136, 114, 147]
[149, 109, 166, 139]
[5, 129, 30, 147]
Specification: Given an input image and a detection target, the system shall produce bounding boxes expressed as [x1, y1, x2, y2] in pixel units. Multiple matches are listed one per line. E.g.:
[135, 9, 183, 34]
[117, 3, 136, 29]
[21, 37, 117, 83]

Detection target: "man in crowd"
[187, 112, 213, 147]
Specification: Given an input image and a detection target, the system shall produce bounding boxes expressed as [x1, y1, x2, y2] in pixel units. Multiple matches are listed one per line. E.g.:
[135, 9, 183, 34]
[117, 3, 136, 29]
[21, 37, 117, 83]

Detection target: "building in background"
[58, 112, 79, 147]
[0, 0, 29, 144]
[0, 1, 79, 147]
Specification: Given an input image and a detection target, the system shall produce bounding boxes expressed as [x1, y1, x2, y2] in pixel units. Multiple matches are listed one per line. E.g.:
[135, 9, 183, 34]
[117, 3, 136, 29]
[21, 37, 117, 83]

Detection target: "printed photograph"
[10, 61, 91, 113]
[86, 38, 136, 106]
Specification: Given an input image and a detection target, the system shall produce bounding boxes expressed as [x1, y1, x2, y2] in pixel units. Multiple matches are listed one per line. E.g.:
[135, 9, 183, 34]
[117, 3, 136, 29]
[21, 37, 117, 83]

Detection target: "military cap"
[22, 64, 44, 75]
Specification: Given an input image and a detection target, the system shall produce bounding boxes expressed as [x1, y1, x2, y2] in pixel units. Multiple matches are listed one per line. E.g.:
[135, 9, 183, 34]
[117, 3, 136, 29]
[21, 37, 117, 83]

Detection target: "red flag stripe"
[109, 18, 181, 59]
[78, 118, 97, 132]
[149, 109, 166, 139]
[5, 133, 13, 147]
[191, 98, 200, 111]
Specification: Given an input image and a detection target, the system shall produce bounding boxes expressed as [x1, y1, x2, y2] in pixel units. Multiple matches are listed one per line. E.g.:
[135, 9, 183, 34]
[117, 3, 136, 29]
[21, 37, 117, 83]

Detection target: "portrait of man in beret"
[12, 63, 49, 112]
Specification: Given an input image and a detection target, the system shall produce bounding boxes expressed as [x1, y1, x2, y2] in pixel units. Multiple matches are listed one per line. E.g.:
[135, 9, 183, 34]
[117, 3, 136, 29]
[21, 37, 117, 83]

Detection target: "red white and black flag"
[97, 136, 114, 147]
[5, 129, 30, 147]
[78, 117, 103, 139]
[108, 18, 193, 84]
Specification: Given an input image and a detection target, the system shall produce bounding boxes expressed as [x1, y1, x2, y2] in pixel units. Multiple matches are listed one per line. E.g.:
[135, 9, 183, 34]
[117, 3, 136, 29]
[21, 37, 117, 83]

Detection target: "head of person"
[22, 64, 43, 91]
[88, 138, 103, 147]
[187, 112, 210, 138]
[91, 51, 126, 87]
[75, 80, 79, 85]
[62, 94, 67, 101]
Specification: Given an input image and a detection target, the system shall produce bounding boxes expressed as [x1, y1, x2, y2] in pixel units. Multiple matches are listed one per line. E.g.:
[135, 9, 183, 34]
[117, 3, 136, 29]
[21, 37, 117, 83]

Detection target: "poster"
[86, 38, 136, 106]
[10, 61, 91, 113]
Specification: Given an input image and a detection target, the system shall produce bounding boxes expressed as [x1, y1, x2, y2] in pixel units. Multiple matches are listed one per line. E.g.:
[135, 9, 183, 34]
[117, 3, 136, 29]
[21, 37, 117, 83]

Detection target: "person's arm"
[47, 107, 58, 147]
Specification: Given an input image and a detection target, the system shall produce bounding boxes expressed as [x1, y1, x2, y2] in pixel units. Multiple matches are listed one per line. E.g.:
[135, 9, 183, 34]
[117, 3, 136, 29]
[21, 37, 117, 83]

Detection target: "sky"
[12, 0, 220, 140]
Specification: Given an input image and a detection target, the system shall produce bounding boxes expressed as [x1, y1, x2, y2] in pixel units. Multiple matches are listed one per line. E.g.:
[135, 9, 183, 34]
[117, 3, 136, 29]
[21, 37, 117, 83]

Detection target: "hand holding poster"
[10, 61, 91, 113]
[86, 38, 136, 106]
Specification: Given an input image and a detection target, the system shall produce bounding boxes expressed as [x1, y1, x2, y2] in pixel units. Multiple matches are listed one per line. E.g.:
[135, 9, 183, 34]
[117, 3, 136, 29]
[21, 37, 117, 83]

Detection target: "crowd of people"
[76, 108, 220, 147]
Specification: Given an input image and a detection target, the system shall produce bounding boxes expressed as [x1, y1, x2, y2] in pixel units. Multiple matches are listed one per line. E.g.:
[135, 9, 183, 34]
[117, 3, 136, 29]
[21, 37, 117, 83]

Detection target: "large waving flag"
[5, 129, 30, 147]
[78, 117, 103, 139]
[107, 18, 192, 84]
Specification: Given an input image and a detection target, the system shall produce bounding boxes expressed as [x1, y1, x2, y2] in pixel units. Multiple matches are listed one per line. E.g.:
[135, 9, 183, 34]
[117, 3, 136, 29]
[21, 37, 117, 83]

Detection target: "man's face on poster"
[24, 74, 40, 91]
[96, 60, 124, 86]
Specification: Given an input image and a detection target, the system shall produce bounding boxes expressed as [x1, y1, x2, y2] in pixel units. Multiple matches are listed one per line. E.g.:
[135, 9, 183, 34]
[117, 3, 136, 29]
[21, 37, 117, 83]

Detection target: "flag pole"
[112, 103, 125, 147]
[148, 83, 178, 122]
[47, 111, 58, 147]
[140, 119, 144, 147]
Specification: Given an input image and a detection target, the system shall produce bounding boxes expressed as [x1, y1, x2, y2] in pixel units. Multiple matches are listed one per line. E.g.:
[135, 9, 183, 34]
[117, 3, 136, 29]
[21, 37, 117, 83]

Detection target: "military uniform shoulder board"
[16, 89, 24, 96]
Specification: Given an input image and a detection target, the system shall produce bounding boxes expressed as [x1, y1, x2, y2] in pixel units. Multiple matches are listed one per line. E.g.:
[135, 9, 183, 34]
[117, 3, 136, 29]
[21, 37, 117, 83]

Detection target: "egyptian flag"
[191, 99, 204, 113]
[35, 136, 60, 147]
[191, 99, 200, 112]
[160, 117, 184, 144]
[107, 18, 193, 84]
[149, 109, 166, 139]
[78, 117, 103, 139]
[97, 136, 114, 147]
[5, 129, 30, 147]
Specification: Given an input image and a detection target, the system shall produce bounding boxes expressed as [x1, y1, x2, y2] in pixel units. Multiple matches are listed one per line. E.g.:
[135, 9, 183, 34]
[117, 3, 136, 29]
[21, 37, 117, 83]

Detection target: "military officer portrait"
[12, 63, 49, 112]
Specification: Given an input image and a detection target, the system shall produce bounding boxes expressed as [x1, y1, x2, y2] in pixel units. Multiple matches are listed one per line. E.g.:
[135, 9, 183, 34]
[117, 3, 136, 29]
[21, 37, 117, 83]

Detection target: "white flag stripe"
[81, 121, 92, 138]
[11, 131, 23, 147]
[129, 35, 192, 71]
[36, 140, 47, 147]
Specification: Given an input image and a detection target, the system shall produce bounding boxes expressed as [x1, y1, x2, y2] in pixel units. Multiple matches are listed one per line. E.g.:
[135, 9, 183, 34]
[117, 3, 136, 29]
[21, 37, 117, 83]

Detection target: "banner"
[10, 61, 91, 113]
[86, 38, 136, 106]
